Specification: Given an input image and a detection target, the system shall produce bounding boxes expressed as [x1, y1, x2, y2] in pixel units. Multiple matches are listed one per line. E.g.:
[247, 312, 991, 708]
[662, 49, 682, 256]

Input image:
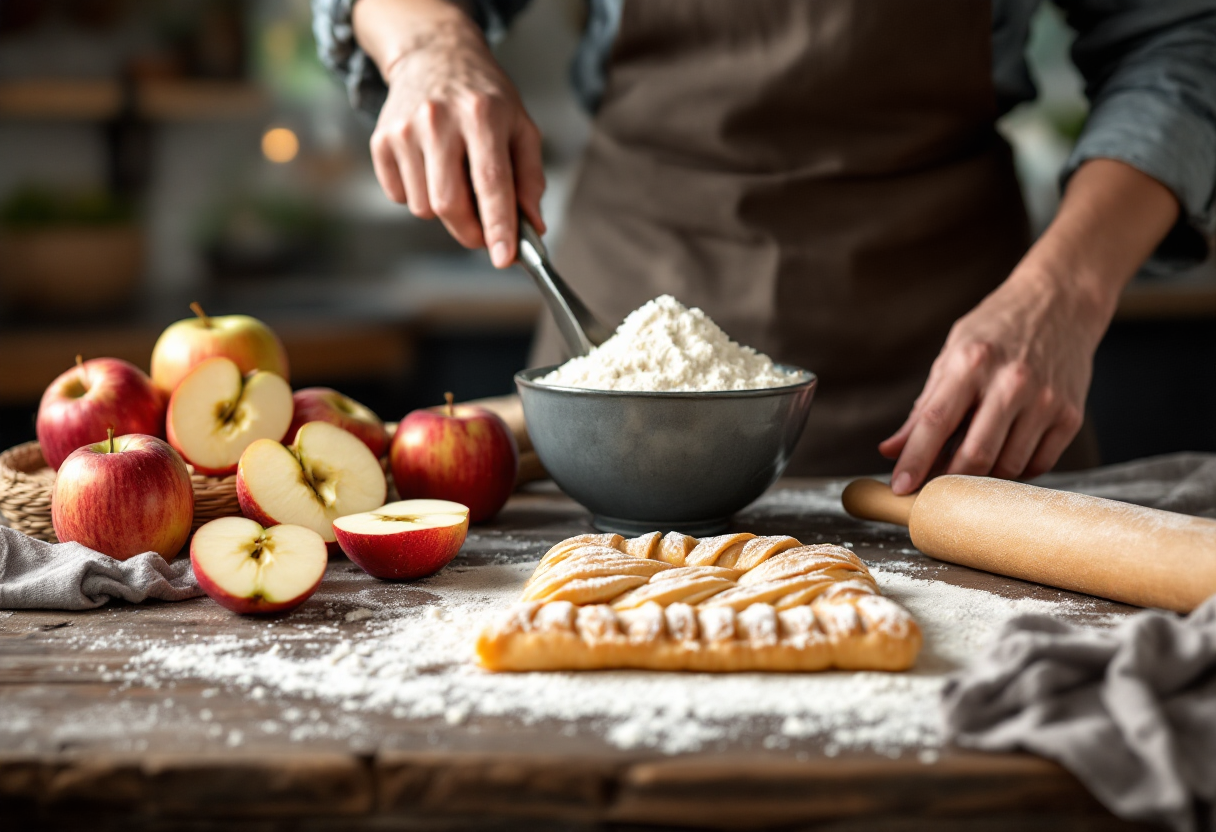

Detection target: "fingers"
[1023, 405, 1084, 480]
[370, 130, 408, 206]
[878, 413, 915, 460]
[991, 385, 1065, 479]
[946, 364, 1033, 477]
[467, 108, 518, 268]
[393, 130, 433, 219]
[880, 358, 949, 459]
[991, 409, 1052, 480]
[890, 371, 980, 495]
[374, 98, 543, 264]
[417, 104, 484, 249]
[513, 121, 547, 234]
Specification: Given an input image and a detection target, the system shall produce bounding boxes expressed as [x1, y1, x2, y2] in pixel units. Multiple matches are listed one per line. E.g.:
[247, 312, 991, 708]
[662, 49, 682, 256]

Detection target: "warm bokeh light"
[261, 127, 299, 163]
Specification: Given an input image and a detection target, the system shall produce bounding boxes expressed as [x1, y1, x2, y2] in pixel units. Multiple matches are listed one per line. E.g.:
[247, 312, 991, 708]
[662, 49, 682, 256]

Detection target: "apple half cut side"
[333, 499, 469, 580]
[237, 420, 388, 545]
[191, 517, 327, 614]
[167, 357, 293, 476]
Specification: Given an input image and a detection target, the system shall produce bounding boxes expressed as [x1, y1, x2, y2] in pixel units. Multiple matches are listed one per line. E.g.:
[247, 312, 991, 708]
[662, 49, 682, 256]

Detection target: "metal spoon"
[516, 215, 612, 357]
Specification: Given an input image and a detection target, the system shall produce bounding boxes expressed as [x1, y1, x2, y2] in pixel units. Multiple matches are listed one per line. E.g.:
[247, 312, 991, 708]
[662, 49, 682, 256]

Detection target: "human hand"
[364, 9, 545, 267]
[878, 158, 1181, 495]
[878, 269, 1106, 494]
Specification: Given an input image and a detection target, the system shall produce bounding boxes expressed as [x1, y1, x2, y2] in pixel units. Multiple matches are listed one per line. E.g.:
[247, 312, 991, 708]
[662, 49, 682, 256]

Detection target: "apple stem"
[445, 391, 454, 418]
[106, 427, 115, 454]
[75, 354, 83, 369]
[190, 301, 212, 328]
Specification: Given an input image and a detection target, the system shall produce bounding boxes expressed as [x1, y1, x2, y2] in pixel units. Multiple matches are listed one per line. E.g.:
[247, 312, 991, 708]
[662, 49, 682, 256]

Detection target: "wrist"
[1007, 253, 1119, 345]
[353, 0, 484, 80]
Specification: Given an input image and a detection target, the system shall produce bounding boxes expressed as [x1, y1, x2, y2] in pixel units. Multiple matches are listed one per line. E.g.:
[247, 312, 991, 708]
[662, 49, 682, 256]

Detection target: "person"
[314, 0, 1216, 493]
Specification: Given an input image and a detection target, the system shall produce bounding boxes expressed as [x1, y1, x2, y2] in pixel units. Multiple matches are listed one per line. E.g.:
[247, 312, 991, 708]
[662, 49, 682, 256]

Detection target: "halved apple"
[167, 357, 293, 476]
[333, 499, 469, 580]
[236, 420, 387, 545]
[191, 516, 327, 614]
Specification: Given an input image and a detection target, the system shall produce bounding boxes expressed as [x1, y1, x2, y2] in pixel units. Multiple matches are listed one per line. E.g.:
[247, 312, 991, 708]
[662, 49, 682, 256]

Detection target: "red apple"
[236, 420, 387, 545]
[36, 356, 166, 471]
[191, 516, 327, 614]
[51, 431, 194, 561]
[287, 387, 389, 458]
[333, 499, 469, 580]
[151, 302, 289, 394]
[391, 394, 518, 523]
[166, 357, 294, 476]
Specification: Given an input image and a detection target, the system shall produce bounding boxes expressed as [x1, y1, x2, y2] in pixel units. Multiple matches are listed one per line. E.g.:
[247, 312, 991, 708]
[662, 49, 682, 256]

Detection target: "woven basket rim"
[0, 437, 54, 476]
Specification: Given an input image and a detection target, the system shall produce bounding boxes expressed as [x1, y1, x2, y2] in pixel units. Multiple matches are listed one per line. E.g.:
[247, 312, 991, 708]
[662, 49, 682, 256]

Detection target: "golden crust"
[477, 533, 921, 673]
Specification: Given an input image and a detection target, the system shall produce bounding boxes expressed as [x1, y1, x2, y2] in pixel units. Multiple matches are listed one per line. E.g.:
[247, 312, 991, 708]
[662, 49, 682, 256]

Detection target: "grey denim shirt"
[314, 0, 1216, 269]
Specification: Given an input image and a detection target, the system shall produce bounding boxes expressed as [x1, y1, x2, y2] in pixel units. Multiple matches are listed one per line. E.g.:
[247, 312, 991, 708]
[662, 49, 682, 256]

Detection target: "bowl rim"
[516, 364, 818, 399]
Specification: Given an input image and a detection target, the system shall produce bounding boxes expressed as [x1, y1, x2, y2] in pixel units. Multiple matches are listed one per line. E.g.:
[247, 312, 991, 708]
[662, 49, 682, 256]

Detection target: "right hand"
[368, 16, 546, 268]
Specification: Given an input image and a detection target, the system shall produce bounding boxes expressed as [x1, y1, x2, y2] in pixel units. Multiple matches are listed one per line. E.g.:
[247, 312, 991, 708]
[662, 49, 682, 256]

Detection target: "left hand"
[879, 158, 1182, 496]
[878, 267, 1105, 494]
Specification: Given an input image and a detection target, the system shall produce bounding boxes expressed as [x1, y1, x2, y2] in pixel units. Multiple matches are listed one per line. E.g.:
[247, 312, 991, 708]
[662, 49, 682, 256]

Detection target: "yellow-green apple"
[51, 430, 193, 561]
[287, 387, 389, 458]
[166, 357, 293, 476]
[191, 516, 327, 614]
[333, 499, 469, 580]
[236, 420, 386, 546]
[151, 302, 289, 394]
[391, 394, 518, 523]
[36, 356, 166, 471]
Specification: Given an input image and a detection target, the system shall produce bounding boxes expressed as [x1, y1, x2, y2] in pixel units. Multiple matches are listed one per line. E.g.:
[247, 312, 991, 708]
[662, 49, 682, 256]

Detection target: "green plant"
[0, 186, 135, 228]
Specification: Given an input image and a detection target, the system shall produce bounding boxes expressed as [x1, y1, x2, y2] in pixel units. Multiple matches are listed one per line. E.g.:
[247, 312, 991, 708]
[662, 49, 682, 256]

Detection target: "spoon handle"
[517, 215, 611, 357]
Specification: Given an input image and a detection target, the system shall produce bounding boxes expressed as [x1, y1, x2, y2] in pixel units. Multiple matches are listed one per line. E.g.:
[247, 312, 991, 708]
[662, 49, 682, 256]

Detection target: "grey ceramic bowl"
[516, 366, 817, 535]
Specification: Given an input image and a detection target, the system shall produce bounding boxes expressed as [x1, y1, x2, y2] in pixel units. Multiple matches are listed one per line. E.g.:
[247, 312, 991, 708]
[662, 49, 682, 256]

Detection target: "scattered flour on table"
[119, 559, 1106, 756]
[743, 483, 849, 517]
[537, 295, 802, 392]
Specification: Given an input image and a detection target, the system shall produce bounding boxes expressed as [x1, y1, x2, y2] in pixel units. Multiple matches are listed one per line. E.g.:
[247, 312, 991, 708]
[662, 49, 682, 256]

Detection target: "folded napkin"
[0, 526, 201, 610]
[943, 451, 1216, 832]
[943, 601, 1216, 831]
[1036, 451, 1216, 518]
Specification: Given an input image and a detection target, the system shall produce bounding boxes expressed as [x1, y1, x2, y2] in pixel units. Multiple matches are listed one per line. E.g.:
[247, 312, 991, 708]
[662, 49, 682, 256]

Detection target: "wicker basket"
[187, 468, 241, 533]
[0, 442, 57, 542]
[0, 440, 241, 542]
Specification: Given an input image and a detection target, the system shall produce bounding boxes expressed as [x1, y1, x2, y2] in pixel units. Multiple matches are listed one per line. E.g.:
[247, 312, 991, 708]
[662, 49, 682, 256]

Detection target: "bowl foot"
[591, 514, 731, 537]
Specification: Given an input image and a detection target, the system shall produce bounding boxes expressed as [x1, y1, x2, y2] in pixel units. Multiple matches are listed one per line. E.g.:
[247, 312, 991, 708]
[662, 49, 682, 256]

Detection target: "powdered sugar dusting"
[537, 295, 802, 392]
[106, 555, 1116, 757]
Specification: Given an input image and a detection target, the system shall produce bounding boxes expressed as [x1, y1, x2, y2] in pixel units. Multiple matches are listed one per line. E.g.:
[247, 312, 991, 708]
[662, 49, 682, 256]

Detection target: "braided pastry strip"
[477, 532, 921, 672]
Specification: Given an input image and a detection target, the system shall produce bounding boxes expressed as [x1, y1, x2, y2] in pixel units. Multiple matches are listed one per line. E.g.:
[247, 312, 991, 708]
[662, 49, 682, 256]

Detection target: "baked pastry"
[476, 531, 921, 672]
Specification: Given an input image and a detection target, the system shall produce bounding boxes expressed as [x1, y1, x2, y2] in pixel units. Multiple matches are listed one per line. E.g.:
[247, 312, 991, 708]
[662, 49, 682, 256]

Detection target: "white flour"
[113, 555, 1113, 757]
[537, 295, 802, 392]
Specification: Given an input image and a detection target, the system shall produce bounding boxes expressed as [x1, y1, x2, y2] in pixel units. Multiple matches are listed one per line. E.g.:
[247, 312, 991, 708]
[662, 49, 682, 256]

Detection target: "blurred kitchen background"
[1, 0, 1213, 464]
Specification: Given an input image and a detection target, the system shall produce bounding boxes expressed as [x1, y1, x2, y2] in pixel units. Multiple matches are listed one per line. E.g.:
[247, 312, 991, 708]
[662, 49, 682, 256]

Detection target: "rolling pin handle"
[841, 478, 917, 527]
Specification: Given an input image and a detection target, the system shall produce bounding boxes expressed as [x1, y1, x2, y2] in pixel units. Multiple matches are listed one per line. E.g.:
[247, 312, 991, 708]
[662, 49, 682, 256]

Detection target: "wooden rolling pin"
[841, 475, 1216, 613]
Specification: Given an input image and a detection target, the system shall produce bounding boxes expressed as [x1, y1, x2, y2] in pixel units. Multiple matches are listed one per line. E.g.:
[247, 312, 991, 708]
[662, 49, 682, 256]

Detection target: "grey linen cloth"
[0, 526, 201, 610]
[944, 452, 1216, 832]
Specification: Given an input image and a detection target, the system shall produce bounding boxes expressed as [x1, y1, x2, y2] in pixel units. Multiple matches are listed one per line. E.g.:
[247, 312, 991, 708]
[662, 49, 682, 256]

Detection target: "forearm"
[1011, 159, 1180, 334]
[883, 158, 1181, 490]
[352, 0, 482, 78]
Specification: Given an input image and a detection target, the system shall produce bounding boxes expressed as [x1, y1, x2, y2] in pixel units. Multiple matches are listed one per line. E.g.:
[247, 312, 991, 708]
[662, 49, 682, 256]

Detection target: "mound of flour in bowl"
[538, 295, 801, 392]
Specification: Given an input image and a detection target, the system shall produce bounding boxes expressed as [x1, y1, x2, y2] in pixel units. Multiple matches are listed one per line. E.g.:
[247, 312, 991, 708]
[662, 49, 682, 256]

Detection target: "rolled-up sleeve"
[311, 0, 533, 119]
[1058, 1, 1216, 270]
[312, 0, 385, 117]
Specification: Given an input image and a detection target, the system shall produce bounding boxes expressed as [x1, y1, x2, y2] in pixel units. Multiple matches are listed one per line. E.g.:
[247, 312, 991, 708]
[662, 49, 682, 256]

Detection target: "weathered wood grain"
[0, 480, 1143, 830]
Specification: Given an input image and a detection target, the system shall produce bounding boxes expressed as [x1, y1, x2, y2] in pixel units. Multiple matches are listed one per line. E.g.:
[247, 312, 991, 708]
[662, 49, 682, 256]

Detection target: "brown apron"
[532, 0, 1099, 475]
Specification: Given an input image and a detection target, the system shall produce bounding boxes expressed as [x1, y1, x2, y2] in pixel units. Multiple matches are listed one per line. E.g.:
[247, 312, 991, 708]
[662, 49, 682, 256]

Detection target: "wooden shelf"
[1116, 280, 1216, 321]
[0, 79, 120, 120]
[138, 79, 267, 122]
[0, 78, 268, 122]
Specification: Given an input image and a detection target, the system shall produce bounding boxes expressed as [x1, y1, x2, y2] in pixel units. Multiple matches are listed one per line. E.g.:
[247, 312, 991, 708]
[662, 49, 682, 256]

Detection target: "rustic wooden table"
[0, 480, 1151, 831]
